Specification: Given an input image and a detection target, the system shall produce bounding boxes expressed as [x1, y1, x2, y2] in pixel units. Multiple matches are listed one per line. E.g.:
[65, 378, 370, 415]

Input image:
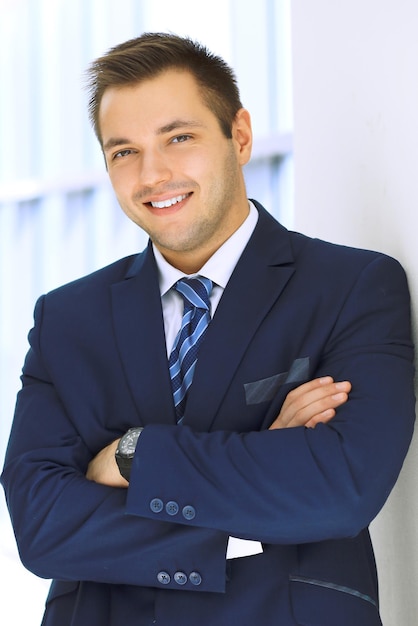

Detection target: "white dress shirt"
[153, 201, 263, 559]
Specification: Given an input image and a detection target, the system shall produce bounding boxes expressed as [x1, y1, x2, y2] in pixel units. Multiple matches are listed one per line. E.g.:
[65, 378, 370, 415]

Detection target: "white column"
[291, 2, 418, 624]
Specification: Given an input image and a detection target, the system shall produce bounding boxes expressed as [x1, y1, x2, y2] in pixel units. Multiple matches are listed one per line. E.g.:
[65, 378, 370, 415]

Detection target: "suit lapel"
[111, 243, 176, 426]
[184, 204, 295, 431]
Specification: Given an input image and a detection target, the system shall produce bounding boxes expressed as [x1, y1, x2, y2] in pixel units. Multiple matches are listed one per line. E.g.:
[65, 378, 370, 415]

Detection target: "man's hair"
[86, 32, 243, 144]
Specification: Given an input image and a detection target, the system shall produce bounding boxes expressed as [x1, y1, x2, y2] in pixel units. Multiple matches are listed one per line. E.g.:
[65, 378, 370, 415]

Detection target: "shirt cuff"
[226, 537, 263, 559]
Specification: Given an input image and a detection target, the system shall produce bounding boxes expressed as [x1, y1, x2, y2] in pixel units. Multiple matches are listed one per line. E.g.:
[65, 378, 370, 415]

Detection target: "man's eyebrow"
[157, 119, 205, 134]
[103, 137, 131, 152]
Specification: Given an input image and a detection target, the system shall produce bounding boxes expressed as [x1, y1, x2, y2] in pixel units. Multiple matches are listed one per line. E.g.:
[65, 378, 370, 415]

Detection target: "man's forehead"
[100, 71, 206, 116]
[99, 72, 216, 145]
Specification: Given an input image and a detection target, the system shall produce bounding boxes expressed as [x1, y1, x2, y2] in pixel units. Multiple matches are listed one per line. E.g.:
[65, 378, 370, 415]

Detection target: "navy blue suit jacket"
[2, 202, 415, 625]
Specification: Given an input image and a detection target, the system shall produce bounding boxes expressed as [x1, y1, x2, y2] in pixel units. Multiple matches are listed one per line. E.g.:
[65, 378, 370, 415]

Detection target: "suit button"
[182, 505, 196, 520]
[189, 571, 202, 586]
[174, 571, 188, 585]
[157, 571, 171, 585]
[165, 501, 179, 516]
[150, 498, 164, 513]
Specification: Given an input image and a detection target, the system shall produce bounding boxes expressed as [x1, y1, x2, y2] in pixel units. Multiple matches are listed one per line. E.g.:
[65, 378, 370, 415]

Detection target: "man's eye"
[114, 149, 134, 159]
[171, 135, 191, 144]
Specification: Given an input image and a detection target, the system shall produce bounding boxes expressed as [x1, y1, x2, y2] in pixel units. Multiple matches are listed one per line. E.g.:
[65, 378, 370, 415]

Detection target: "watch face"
[119, 428, 142, 456]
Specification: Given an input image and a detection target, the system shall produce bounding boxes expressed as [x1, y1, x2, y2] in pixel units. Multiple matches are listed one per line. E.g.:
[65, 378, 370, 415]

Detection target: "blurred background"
[1, 1, 417, 624]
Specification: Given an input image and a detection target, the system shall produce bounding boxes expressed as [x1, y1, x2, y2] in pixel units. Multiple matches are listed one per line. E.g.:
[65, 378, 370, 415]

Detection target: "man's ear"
[232, 108, 252, 166]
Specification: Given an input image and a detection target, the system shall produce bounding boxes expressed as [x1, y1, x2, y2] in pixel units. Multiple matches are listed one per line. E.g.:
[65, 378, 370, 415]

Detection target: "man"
[1, 33, 415, 626]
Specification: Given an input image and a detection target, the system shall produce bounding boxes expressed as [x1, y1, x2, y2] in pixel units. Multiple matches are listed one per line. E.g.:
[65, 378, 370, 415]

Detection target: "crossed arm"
[86, 376, 351, 487]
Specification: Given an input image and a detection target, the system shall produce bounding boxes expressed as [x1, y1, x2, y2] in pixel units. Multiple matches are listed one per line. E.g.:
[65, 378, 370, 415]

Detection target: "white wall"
[291, 2, 418, 624]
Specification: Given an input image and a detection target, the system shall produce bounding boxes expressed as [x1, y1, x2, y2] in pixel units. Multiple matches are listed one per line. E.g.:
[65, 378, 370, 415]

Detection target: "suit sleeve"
[126, 254, 416, 544]
[1, 297, 229, 591]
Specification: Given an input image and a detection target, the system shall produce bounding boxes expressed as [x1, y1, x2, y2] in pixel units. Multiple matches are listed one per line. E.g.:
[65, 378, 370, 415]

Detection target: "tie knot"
[175, 276, 213, 311]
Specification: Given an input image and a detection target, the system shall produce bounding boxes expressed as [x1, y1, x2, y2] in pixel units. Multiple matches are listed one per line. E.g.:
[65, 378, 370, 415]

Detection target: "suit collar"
[248, 199, 295, 266]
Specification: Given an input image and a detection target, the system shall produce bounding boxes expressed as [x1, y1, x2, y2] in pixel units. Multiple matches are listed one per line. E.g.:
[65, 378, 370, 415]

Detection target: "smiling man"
[1, 33, 415, 626]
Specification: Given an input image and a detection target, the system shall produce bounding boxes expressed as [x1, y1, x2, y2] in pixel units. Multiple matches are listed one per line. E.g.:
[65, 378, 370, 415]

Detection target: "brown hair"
[86, 32, 243, 144]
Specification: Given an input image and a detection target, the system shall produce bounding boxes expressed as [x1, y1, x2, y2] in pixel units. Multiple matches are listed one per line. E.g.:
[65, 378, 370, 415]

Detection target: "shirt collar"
[153, 201, 259, 296]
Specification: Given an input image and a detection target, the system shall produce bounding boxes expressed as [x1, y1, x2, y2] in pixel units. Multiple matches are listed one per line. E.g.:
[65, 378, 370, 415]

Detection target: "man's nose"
[139, 148, 172, 187]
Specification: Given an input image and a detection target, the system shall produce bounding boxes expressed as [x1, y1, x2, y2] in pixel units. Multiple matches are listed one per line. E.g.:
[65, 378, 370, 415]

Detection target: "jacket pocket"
[244, 357, 310, 404]
[289, 576, 382, 626]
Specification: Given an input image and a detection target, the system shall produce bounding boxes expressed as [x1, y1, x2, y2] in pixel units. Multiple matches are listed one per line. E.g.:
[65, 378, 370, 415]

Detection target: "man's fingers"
[305, 408, 336, 429]
[270, 377, 352, 430]
[284, 380, 350, 417]
[287, 390, 349, 427]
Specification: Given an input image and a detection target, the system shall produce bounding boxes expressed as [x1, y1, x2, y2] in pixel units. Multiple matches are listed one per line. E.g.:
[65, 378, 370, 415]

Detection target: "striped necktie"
[168, 276, 213, 423]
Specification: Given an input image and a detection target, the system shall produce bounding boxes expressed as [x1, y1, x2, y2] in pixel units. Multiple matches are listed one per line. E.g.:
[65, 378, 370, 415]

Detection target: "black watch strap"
[115, 455, 132, 482]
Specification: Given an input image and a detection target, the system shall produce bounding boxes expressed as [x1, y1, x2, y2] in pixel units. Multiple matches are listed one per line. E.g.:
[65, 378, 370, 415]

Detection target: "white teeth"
[150, 194, 188, 209]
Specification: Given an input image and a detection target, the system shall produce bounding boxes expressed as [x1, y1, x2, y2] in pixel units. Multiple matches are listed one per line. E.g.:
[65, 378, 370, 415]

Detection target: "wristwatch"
[115, 426, 143, 481]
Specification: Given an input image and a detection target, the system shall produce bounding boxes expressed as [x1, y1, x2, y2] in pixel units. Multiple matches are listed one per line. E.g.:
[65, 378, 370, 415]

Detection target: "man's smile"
[149, 193, 190, 209]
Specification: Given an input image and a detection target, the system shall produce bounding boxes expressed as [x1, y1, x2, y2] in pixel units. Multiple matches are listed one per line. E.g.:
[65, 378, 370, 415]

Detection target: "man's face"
[99, 69, 252, 272]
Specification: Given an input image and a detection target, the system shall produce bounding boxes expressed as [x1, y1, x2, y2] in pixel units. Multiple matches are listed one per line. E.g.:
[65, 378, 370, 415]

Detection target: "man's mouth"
[150, 193, 190, 209]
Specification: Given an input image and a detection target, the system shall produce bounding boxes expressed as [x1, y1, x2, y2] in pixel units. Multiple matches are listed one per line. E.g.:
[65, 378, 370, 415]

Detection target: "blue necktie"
[169, 276, 213, 423]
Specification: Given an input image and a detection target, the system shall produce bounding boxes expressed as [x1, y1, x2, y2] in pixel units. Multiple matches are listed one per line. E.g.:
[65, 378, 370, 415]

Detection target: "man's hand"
[269, 376, 351, 430]
[86, 438, 129, 488]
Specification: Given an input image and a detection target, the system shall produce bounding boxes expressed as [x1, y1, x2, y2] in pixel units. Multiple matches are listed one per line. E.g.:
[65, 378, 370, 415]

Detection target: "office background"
[0, 1, 417, 624]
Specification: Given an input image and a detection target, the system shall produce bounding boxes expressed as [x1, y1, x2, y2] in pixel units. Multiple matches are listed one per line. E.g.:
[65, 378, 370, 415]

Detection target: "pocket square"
[244, 357, 310, 405]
